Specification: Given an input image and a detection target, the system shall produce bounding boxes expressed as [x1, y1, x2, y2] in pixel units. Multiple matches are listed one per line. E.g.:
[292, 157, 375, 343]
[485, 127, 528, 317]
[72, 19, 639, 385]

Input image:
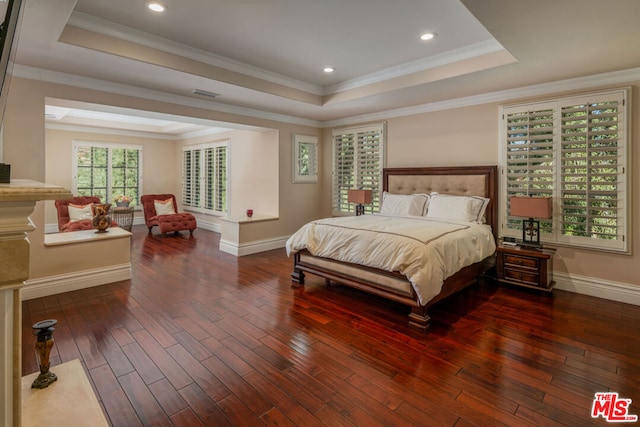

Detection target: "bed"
[286, 165, 498, 330]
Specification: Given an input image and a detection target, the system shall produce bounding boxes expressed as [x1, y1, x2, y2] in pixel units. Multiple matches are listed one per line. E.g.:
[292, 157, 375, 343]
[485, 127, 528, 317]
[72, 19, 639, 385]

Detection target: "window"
[73, 141, 143, 206]
[332, 123, 385, 215]
[292, 134, 318, 183]
[182, 141, 228, 214]
[501, 89, 629, 252]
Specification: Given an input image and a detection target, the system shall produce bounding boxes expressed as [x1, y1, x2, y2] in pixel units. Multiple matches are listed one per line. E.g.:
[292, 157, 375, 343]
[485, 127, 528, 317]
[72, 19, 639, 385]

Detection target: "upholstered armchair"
[140, 194, 197, 235]
[55, 196, 117, 232]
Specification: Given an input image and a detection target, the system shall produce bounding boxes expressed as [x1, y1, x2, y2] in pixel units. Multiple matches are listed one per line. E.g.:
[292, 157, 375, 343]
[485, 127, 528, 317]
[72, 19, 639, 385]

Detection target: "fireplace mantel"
[0, 179, 71, 427]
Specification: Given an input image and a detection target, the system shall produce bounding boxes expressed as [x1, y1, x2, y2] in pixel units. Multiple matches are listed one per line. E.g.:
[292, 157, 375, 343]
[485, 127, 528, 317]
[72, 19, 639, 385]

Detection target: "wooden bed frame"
[290, 165, 498, 330]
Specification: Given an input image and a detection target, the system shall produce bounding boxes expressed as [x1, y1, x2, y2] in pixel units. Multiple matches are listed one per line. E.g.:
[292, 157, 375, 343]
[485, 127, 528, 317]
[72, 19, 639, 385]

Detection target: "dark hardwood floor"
[22, 226, 640, 426]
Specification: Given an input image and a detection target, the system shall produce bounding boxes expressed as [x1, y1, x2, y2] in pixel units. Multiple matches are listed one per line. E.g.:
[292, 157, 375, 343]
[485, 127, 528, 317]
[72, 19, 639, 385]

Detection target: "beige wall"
[176, 128, 280, 222]
[4, 75, 639, 291]
[320, 85, 640, 290]
[3, 77, 322, 279]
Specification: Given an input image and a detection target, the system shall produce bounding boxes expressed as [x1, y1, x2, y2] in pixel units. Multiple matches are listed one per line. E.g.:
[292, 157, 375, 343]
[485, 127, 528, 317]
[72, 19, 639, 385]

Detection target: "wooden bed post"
[408, 306, 430, 330]
[291, 253, 305, 287]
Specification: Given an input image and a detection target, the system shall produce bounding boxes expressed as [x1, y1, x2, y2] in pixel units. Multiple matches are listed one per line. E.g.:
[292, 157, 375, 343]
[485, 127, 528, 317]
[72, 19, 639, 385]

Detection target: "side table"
[111, 206, 134, 232]
[496, 243, 555, 292]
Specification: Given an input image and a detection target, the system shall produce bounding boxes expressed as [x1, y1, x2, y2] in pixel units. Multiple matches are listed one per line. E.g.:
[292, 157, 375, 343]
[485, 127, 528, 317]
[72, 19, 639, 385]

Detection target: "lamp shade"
[348, 189, 372, 205]
[510, 196, 552, 219]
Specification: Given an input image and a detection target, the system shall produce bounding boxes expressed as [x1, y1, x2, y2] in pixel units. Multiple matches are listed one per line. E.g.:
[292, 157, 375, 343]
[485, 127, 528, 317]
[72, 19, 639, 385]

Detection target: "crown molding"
[322, 66, 640, 128]
[15, 64, 640, 130]
[45, 119, 231, 140]
[324, 39, 506, 95]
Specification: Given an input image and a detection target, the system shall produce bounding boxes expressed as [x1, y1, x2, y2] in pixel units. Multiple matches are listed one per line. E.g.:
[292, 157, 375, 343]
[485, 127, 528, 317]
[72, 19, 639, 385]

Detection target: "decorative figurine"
[92, 203, 112, 233]
[31, 319, 58, 389]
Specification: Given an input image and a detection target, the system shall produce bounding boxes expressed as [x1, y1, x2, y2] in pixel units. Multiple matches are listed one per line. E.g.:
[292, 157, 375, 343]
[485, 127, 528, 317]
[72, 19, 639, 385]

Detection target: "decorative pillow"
[379, 192, 430, 216]
[154, 198, 176, 216]
[427, 193, 489, 223]
[68, 203, 94, 222]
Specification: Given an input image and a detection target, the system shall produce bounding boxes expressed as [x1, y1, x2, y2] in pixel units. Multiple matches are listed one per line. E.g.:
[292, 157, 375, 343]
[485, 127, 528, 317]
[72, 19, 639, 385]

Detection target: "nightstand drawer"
[504, 268, 539, 286]
[504, 254, 539, 269]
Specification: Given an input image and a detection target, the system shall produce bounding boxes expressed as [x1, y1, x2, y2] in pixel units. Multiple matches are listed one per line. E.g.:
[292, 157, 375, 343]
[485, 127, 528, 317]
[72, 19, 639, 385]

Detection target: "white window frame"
[72, 141, 143, 205]
[292, 134, 318, 183]
[182, 140, 229, 215]
[332, 123, 385, 215]
[500, 88, 630, 253]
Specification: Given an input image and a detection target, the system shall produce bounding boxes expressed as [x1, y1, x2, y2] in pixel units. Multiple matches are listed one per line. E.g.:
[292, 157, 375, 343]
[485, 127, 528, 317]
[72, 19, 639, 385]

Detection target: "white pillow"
[379, 192, 430, 216]
[427, 193, 489, 223]
[154, 198, 176, 215]
[68, 203, 94, 222]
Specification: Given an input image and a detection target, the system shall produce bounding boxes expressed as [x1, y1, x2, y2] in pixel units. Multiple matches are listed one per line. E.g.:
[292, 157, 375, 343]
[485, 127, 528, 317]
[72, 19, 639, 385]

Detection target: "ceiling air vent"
[192, 89, 220, 99]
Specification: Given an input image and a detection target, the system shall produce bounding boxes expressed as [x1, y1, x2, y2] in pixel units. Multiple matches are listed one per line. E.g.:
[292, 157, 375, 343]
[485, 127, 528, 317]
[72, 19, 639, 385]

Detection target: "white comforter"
[286, 214, 496, 305]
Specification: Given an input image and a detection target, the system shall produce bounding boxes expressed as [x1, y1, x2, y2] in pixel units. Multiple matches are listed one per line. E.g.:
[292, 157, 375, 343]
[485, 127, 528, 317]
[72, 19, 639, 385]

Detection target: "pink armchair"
[141, 194, 197, 235]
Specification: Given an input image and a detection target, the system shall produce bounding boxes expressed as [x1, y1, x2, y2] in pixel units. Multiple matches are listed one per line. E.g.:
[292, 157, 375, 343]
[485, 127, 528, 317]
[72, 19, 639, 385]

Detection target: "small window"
[332, 123, 385, 215]
[292, 134, 318, 183]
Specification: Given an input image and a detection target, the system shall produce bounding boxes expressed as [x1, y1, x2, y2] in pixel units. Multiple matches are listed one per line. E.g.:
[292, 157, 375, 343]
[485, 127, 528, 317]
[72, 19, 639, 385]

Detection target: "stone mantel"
[0, 179, 72, 202]
[0, 179, 71, 427]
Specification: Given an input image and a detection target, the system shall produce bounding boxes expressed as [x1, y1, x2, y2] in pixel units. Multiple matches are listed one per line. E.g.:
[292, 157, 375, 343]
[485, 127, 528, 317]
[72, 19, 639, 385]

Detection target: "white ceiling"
[12, 0, 640, 133]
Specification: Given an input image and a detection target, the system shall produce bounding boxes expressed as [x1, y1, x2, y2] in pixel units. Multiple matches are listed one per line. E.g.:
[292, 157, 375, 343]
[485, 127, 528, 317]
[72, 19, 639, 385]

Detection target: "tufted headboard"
[383, 166, 498, 240]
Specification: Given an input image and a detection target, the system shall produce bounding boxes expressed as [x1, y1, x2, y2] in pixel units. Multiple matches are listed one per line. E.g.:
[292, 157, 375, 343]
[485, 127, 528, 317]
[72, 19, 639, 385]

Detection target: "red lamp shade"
[510, 196, 552, 219]
[348, 189, 372, 205]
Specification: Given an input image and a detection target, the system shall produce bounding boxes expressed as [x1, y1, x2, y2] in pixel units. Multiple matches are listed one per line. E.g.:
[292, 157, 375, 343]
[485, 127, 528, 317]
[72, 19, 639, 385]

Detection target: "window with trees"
[332, 123, 385, 215]
[182, 141, 228, 214]
[501, 88, 629, 252]
[73, 141, 143, 206]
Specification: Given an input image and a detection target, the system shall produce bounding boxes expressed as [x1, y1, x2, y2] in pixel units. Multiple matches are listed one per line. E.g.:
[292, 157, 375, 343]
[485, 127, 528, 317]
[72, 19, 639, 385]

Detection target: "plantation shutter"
[500, 88, 628, 252]
[182, 142, 228, 214]
[332, 124, 385, 215]
[503, 103, 556, 236]
[558, 93, 625, 250]
[182, 148, 201, 208]
[204, 145, 227, 213]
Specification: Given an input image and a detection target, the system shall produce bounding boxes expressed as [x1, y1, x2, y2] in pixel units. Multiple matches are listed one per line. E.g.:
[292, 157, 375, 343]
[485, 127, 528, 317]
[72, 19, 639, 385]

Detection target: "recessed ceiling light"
[146, 1, 167, 13]
[323, 67, 335, 73]
[420, 32, 437, 41]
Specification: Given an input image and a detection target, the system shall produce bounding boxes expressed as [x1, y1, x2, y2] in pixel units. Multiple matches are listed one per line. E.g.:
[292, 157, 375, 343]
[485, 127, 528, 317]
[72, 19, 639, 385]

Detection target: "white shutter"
[332, 124, 385, 215]
[500, 88, 628, 252]
[503, 103, 556, 237]
[558, 93, 626, 250]
[182, 148, 200, 208]
[332, 132, 355, 213]
[183, 142, 228, 214]
[204, 144, 227, 213]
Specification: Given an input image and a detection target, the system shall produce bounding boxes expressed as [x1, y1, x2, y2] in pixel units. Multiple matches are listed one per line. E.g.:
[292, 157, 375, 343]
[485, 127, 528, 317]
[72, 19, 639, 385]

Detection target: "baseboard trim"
[554, 271, 640, 307]
[220, 236, 288, 256]
[194, 219, 221, 233]
[22, 263, 132, 300]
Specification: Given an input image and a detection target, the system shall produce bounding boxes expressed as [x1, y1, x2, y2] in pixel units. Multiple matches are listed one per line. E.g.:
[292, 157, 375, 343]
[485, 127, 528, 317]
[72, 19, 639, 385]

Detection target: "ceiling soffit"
[60, 11, 515, 109]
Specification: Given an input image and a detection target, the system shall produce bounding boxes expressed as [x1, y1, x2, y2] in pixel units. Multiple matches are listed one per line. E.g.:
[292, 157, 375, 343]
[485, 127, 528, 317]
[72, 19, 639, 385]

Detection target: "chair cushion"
[61, 219, 95, 232]
[68, 203, 94, 222]
[157, 213, 197, 234]
[154, 198, 176, 215]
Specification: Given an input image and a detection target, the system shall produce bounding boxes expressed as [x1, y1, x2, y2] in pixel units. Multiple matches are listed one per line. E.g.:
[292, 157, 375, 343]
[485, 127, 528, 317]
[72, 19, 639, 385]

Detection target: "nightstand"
[496, 243, 555, 292]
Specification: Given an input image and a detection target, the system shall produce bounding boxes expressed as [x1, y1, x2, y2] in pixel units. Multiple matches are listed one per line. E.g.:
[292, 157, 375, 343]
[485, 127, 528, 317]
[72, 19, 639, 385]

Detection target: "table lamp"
[348, 189, 372, 216]
[510, 196, 552, 247]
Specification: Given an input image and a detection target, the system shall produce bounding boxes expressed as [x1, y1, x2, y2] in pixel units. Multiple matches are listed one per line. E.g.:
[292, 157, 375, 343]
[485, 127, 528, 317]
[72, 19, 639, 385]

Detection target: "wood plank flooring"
[22, 226, 640, 426]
